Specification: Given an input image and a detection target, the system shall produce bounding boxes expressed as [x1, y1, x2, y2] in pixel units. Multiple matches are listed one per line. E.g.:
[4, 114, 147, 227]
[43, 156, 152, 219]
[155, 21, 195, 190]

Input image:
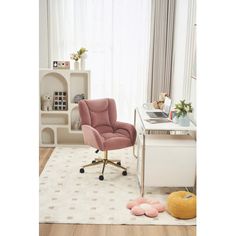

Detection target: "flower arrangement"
[174, 100, 193, 118]
[71, 52, 80, 61]
[70, 47, 88, 61]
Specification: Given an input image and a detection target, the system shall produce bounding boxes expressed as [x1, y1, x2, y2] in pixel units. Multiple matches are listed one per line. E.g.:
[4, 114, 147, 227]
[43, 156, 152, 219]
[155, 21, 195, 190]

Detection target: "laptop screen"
[163, 97, 172, 115]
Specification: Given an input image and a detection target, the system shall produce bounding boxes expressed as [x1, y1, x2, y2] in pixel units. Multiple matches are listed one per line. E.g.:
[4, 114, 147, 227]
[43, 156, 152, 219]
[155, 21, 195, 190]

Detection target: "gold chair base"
[81, 150, 127, 176]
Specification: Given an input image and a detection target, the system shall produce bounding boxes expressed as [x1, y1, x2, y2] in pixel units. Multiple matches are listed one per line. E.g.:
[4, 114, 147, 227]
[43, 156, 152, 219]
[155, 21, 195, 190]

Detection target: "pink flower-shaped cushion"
[127, 197, 165, 218]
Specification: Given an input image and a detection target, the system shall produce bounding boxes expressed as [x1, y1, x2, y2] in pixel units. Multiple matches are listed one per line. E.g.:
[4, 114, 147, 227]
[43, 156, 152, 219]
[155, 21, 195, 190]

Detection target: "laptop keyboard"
[146, 112, 168, 118]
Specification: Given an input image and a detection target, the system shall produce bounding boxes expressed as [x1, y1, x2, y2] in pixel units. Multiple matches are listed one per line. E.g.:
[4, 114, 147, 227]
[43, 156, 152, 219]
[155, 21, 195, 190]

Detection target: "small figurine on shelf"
[73, 93, 85, 103]
[41, 94, 53, 111]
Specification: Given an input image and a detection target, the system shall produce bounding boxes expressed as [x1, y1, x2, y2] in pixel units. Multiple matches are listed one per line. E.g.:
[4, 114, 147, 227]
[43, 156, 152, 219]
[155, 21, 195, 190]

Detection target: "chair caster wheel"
[122, 170, 127, 176]
[92, 160, 96, 163]
[80, 168, 85, 173]
[99, 175, 104, 181]
[117, 161, 121, 166]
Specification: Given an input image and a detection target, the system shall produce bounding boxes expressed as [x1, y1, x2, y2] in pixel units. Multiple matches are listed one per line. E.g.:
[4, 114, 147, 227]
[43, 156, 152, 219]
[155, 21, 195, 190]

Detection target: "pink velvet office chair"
[78, 98, 136, 180]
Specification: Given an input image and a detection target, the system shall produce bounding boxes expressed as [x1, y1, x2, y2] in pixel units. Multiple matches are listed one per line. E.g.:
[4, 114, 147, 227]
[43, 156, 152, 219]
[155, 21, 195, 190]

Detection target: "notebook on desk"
[146, 97, 172, 119]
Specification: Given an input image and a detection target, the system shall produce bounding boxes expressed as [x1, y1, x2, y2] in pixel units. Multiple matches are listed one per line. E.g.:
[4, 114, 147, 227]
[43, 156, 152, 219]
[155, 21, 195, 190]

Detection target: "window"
[48, 0, 151, 122]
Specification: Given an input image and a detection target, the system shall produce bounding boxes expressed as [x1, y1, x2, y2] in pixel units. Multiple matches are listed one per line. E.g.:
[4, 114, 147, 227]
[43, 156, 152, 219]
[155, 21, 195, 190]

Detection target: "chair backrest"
[79, 98, 117, 133]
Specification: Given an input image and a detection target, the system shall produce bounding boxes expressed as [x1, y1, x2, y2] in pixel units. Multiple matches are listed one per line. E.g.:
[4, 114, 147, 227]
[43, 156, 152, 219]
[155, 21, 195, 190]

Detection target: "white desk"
[133, 107, 196, 196]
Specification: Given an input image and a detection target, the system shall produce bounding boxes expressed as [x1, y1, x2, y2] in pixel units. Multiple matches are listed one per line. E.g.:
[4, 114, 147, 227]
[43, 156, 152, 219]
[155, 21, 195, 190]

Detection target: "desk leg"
[141, 133, 145, 196]
[133, 109, 138, 159]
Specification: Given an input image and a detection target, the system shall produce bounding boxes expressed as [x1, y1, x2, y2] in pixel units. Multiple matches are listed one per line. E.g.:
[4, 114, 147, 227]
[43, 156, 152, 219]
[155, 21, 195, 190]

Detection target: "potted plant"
[174, 100, 193, 126]
[70, 47, 88, 70]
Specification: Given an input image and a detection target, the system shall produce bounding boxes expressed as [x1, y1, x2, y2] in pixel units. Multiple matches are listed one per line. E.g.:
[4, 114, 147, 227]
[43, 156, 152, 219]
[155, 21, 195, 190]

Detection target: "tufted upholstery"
[79, 98, 136, 151]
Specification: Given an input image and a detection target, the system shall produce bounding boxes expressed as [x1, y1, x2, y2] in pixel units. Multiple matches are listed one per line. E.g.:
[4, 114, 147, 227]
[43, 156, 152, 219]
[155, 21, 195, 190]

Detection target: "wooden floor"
[39, 148, 196, 236]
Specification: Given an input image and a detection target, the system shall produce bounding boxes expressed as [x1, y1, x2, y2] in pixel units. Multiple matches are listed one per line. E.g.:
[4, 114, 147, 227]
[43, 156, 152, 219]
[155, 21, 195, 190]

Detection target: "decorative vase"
[74, 61, 80, 71]
[178, 115, 190, 127]
[80, 53, 87, 70]
[81, 59, 85, 70]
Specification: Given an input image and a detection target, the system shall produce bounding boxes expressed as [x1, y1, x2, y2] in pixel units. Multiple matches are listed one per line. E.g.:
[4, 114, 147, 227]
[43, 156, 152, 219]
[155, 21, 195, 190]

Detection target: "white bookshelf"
[39, 69, 91, 147]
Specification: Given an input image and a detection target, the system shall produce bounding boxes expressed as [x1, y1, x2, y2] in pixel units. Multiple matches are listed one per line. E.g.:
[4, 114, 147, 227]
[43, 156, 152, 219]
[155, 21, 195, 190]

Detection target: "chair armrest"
[82, 125, 104, 150]
[114, 121, 137, 145]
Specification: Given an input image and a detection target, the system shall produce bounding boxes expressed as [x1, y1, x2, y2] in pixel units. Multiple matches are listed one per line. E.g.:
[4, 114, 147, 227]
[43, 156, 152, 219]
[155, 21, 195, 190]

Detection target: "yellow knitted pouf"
[167, 191, 196, 219]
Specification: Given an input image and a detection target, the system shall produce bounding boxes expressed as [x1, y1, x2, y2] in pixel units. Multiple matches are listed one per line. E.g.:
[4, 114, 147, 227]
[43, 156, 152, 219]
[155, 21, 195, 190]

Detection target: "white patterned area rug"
[39, 146, 196, 225]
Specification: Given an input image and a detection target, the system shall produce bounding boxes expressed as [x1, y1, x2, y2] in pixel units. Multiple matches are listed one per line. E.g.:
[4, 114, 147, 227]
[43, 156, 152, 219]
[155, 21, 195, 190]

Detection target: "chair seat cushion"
[101, 131, 132, 150]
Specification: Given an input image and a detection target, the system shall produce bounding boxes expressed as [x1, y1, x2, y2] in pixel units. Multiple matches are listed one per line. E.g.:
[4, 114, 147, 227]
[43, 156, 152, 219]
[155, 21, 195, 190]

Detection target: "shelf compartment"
[57, 128, 83, 145]
[40, 72, 68, 111]
[41, 127, 55, 145]
[70, 73, 89, 103]
[41, 113, 68, 125]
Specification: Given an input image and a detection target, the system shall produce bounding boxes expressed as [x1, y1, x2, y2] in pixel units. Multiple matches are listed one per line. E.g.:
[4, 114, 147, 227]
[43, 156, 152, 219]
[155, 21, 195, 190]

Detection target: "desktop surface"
[137, 107, 196, 132]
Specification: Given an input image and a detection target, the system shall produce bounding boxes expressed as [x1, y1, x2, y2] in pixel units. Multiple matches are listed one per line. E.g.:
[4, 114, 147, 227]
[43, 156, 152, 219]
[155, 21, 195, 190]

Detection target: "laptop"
[146, 97, 172, 119]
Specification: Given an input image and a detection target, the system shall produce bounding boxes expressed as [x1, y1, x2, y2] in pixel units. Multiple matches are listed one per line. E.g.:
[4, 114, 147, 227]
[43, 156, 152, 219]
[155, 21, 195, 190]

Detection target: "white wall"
[39, 0, 49, 68]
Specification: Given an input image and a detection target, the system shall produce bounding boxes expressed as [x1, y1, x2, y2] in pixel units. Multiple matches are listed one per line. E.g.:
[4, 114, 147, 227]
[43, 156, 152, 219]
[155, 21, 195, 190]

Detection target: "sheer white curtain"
[48, 0, 151, 122]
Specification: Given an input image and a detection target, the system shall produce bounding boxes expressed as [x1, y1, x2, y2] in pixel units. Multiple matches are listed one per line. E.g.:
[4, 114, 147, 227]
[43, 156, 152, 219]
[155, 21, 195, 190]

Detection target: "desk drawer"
[138, 134, 196, 187]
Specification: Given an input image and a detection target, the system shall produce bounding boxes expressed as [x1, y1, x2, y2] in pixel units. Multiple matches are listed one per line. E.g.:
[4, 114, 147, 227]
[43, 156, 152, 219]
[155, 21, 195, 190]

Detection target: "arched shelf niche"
[41, 127, 55, 145]
[40, 72, 68, 111]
